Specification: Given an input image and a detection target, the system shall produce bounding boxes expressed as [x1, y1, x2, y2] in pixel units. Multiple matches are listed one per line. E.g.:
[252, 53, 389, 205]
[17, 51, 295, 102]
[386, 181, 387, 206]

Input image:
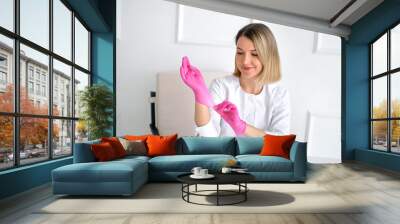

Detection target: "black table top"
[177, 172, 255, 185]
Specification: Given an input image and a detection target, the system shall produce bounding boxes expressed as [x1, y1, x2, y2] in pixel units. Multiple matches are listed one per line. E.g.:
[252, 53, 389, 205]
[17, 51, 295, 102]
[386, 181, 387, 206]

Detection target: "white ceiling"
[225, 0, 353, 23]
[165, 0, 384, 38]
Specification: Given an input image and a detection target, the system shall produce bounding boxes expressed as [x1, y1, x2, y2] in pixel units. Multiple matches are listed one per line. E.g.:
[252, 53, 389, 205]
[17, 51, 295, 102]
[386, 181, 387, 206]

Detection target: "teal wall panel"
[343, 44, 369, 159]
[65, 0, 109, 32]
[0, 158, 72, 199]
[91, 32, 115, 135]
[343, 0, 400, 171]
[355, 149, 400, 172]
[92, 33, 114, 88]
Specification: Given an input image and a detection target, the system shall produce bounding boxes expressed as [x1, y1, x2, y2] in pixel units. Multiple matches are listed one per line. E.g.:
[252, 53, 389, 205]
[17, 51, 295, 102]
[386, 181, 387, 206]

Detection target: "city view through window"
[371, 23, 400, 153]
[0, 0, 90, 170]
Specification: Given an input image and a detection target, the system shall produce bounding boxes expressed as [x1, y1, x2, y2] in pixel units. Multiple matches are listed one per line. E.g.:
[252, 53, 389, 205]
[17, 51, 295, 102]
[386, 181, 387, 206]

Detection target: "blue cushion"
[52, 159, 147, 183]
[177, 137, 236, 155]
[73, 139, 100, 163]
[149, 154, 235, 172]
[236, 137, 263, 155]
[52, 158, 148, 195]
[236, 155, 293, 172]
[116, 155, 150, 163]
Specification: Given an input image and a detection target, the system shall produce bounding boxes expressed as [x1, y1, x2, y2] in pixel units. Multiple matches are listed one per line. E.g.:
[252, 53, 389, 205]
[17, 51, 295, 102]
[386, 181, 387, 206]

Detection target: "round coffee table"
[177, 172, 255, 206]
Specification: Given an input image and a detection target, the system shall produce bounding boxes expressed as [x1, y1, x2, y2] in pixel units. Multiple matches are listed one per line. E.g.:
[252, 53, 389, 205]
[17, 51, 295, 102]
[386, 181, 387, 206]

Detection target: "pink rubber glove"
[213, 100, 247, 136]
[180, 56, 214, 107]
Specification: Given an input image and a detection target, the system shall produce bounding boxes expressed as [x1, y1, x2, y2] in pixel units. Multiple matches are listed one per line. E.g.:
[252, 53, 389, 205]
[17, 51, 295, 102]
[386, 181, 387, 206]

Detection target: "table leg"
[245, 183, 247, 201]
[181, 184, 183, 199]
[195, 184, 197, 192]
[188, 184, 191, 202]
[217, 184, 219, 206]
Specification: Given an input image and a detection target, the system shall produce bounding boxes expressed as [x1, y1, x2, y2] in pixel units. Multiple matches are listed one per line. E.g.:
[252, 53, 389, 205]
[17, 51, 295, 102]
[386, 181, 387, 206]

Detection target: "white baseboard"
[308, 156, 341, 164]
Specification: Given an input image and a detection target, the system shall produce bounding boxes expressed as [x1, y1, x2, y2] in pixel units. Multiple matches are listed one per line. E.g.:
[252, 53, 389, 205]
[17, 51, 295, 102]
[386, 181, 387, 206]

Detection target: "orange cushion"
[259, 134, 296, 159]
[101, 137, 127, 158]
[91, 142, 118, 161]
[146, 134, 178, 157]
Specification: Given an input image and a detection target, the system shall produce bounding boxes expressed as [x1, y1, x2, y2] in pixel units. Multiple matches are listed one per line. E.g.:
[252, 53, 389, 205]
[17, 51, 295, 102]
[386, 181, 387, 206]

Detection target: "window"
[0, 71, 6, 85]
[53, 59, 71, 117]
[20, 0, 49, 49]
[371, 23, 400, 154]
[0, 0, 14, 32]
[35, 70, 41, 81]
[53, 119, 72, 158]
[53, 0, 72, 60]
[75, 18, 89, 69]
[42, 85, 46, 97]
[0, 0, 91, 170]
[0, 54, 8, 86]
[74, 69, 89, 118]
[0, 116, 13, 170]
[0, 55, 7, 67]
[29, 67, 34, 80]
[36, 83, 40, 95]
[28, 81, 34, 94]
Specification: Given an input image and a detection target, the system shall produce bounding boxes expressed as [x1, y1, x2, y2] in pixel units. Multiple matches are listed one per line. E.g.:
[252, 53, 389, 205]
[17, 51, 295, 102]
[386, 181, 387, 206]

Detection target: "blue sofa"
[52, 136, 307, 196]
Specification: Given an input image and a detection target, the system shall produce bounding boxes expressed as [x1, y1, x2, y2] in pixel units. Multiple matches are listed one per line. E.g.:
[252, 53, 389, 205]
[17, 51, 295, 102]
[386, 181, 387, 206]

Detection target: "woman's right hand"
[180, 56, 214, 107]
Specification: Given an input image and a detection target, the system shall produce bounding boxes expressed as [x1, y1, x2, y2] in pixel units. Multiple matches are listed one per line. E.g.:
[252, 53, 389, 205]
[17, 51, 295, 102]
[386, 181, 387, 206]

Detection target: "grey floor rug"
[37, 183, 362, 214]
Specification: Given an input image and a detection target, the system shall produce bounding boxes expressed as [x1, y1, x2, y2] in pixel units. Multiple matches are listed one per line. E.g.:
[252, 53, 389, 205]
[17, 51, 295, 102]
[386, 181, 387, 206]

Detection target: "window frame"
[370, 21, 400, 154]
[0, 0, 92, 171]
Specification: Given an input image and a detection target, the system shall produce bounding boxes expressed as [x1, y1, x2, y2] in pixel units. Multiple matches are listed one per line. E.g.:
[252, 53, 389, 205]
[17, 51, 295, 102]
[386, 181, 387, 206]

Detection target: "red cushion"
[259, 134, 296, 159]
[91, 142, 118, 161]
[146, 134, 178, 157]
[101, 137, 127, 158]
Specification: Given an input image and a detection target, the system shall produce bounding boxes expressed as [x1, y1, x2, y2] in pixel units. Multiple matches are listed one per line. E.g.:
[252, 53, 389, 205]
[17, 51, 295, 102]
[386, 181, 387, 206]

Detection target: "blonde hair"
[233, 23, 281, 84]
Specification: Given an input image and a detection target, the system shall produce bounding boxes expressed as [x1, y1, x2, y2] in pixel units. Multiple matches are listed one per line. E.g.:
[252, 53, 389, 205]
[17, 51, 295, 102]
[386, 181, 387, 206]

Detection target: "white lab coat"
[195, 75, 290, 137]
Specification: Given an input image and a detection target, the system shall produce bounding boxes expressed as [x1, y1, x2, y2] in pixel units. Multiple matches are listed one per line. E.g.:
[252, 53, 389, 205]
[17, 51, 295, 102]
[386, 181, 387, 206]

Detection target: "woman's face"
[235, 36, 263, 80]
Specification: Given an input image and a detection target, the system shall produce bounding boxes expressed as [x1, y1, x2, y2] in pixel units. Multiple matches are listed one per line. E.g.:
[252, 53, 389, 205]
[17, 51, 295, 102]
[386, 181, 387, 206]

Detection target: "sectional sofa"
[52, 136, 307, 196]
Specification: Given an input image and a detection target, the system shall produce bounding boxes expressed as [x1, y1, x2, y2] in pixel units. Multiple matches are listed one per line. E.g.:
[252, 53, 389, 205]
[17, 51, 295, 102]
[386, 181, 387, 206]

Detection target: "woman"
[180, 23, 290, 137]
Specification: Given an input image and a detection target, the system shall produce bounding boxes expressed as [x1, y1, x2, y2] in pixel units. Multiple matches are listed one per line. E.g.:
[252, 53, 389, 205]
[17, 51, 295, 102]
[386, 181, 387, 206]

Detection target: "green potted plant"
[79, 84, 113, 140]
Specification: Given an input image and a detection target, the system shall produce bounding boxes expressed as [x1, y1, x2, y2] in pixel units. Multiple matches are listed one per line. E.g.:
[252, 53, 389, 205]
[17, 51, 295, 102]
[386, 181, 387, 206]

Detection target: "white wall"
[117, 0, 237, 135]
[117, 0, 341, 161]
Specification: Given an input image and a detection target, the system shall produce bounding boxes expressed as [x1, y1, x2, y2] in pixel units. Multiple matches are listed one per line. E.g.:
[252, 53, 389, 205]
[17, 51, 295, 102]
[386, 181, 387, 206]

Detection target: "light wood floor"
[1, 162, 400, 224]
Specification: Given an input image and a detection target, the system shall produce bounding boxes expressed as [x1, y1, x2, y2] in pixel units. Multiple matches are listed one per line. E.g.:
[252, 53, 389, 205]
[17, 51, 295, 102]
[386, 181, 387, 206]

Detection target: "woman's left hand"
[213, 100, 247, 136]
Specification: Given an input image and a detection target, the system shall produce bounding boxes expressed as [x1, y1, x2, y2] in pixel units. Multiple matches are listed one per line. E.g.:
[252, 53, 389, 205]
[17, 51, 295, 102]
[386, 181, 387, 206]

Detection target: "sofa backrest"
[177, 136, 236, 155]
[235, 137, 263, 155]
[75, 136, 303, 162]
[73, 139, 100, 163]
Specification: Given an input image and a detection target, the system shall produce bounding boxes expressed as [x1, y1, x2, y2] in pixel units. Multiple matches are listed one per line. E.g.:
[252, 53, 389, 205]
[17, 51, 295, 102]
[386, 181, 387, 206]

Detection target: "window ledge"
[0, 156, 72, 175]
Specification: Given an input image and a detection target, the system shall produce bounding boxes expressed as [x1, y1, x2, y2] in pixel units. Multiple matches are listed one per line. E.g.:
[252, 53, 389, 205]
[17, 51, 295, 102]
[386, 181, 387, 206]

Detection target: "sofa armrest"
[73, 140, 100, 163]
[289, 141, 307, 181]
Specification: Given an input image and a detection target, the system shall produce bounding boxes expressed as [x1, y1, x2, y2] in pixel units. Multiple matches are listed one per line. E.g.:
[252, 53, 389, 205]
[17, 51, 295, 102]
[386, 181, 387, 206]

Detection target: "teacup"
[191, 167, 202, 176]
[221, 167, 232, 173]
[199, 168, 208, 176]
